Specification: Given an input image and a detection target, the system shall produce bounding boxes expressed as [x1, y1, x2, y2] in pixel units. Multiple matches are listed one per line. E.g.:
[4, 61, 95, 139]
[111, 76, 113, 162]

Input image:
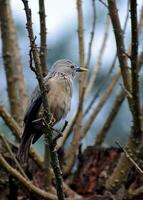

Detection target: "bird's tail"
[17, 128, 33, 163]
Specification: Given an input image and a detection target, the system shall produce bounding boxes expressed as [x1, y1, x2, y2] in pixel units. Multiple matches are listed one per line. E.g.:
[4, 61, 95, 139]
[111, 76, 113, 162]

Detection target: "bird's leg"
[48, 113, 56, 126]
[32, 114, 56, 130]
[32, 117, 63, 148]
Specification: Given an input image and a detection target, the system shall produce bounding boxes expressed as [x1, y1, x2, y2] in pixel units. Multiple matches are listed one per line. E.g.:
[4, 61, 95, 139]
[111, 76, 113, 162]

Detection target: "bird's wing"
[24, 94, 42, 123]
[22, 94, 42, 142]
[17, 82, 50, 162]
[24, 85, 41, 123]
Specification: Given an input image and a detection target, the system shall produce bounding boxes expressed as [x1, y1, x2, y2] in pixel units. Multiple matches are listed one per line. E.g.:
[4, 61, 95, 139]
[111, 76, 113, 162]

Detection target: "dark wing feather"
[17, 95, 42, 162]
[24, 95, 42, 123]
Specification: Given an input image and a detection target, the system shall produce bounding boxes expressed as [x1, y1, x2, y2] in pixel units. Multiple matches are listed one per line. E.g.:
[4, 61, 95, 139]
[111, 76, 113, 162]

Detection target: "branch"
[105, 1, 143, 191]
[0, 154, 57, 200]
[94, 52, 143, 147]
[130, 0, 142, 138]
[82, 69, 121, 136]
[0, 0, 25, 125]
[57, 112, 77, 150]
[0, 134, 28, 180]
[0, 104, 44, 169]
[85, 0, 96, 68]
[63, 0, 86, 176]
[64, 69, 121, 175]
[39, 0, 47, 76]
[85, 15, 110, 98]
[0, 105, 21, 140]
[84, 0, 129, 115]
[38, 0, 52, 190]
[108, 0, 132, 109]
[21, 0, 65, 199]
[99, 0, 108, 8]
[95, 89, 125, 146]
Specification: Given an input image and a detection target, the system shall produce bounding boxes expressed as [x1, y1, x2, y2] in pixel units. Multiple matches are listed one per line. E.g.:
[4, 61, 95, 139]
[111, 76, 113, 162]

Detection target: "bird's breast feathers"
[47, 77, 73, 121]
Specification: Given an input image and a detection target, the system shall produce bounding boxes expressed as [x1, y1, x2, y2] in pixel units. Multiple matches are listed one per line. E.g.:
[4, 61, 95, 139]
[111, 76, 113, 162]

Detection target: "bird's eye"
[70, 65, 74, 69]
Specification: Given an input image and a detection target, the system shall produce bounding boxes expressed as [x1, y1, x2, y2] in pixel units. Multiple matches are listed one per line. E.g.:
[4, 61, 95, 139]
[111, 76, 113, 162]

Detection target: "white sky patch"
[11, 0, 77, 37]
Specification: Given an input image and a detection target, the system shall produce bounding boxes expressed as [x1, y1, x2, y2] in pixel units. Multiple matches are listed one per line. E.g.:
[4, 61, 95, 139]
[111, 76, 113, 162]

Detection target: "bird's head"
[50, 59, 87, 78]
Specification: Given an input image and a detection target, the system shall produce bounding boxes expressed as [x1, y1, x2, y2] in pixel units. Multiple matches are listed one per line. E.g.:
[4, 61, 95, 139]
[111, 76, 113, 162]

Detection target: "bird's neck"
[51, 71, 72, 81]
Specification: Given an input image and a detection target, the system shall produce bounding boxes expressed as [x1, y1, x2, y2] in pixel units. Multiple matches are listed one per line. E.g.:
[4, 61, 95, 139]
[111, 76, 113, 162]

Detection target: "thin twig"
[0, 134, 29, 180]
[95, 89, 125, 146]
[57, 112, 77, 150]
[94, 49, 143, 147]
[86, 0, 96, 68]
[85, 16, 110, 98]
[84, 54, 116, 116]
[99, 0, 108, 8]
[39, 0, 47, 76]
[81, 69, 121, 136]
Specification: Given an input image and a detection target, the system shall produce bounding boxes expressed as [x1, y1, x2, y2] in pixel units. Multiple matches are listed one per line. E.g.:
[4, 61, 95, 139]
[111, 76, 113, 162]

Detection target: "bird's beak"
[75, 66, 88, 72]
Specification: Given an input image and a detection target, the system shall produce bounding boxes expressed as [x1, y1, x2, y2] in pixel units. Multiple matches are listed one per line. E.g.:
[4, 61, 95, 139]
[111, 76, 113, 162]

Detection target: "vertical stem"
[63, 0, 85, 175]
[95, 89, 125, 146]
[0, 0, 27, 125]
[39, 0, 52, 190]
[106, 1, 143, 191]
[21, 0, 65, 199]
[86, 0, 96, 68]
[39, 0, 47, 76]
[108, 0, 132, 109]
[130, 0, 142, 138]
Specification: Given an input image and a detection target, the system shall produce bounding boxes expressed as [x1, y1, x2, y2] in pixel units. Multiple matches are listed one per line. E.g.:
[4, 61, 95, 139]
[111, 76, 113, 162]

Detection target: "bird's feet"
[48, 113, 56, 126]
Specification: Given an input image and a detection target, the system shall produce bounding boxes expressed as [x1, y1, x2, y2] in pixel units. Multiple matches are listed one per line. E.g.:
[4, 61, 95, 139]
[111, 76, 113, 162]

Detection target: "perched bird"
[17, 59, 87, 162]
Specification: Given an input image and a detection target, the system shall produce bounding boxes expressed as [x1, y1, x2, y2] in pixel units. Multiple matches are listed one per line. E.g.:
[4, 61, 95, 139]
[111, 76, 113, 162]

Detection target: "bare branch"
[106, 1, 143, 191]
[21, 0, 65, 199]
[39, 0, 48, 76]
[82, 70, 121, 136]
[85, 16, 110, 98]
[38, 0, 51, 189]
[99, 0, 108, 8]
[0, 134, 29, 180]
[108, 0, 132, 108]
[130, 0, 142, 138]
[86, 0, 96, 68]
[84, 54, 116, 116]
[63, 0, 86, 176]
[0, 0, 27, 125]
[84, 0, 129, 115]
[95, 89, 125, 146]
[0, 104, 44, 169]
[0, 154, 57, 200]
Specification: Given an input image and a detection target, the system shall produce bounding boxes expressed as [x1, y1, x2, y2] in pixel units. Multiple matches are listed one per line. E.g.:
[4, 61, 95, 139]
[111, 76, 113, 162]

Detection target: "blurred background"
[0, 0, 143, 156]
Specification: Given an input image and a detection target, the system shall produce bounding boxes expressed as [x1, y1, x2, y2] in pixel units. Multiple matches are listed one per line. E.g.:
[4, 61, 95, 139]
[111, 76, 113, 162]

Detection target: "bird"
[17, 59, 87, 162]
